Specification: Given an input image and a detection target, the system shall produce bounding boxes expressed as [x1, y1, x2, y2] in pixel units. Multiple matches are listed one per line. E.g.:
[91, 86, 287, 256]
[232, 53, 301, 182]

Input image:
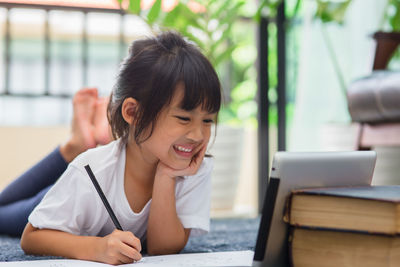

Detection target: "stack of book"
[285, 185, 400, 267]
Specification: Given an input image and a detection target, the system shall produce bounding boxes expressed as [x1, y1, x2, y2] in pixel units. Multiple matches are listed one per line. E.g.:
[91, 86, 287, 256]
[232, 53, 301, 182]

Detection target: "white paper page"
[135, 250, 254, 267]
[0, 250, 254, 267]
[0, 259, 106, 266]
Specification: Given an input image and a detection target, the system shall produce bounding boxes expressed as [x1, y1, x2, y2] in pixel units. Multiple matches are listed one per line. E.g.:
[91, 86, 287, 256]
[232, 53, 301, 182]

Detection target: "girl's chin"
[164, 159, 191, 170]
[172, 162, 190, 170]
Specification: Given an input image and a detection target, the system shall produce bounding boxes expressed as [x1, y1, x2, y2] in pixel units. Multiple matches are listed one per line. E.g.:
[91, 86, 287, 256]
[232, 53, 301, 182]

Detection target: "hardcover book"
[286, 185, 400, 234]
[290, 228, 400, 267]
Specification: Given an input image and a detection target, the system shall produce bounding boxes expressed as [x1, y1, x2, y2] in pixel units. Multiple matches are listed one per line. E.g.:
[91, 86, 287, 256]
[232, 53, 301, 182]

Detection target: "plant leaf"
[214, 44, 236, 67]
[211, 0, 233, 20]
[128, 0, 141, 15]
[147, 0, 162, 25]
[210, 26, 233, 52]
[163, 4, 180, 26]
[290, 0, 302, 18]
[389, 0, 400, 30]
[315, 0, 352, 24]
[254, 0, 281, 21]
[255, 0, 268, 22]
[217, 1, 245, 26]
[163, 3, 202, 30]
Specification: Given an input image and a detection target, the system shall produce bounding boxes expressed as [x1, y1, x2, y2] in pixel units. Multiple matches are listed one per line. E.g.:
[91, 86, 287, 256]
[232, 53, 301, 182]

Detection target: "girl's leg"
[0, 185, 51, 236]
[0, 147, 67, 205]
[0, 88, 99, 205]
[59, 87, 99, 163]
[0, 88, 112, 236]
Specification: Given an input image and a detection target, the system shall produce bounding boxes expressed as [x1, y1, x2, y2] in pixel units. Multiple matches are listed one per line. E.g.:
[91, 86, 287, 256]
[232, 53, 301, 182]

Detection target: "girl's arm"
[147, 145, 208, 255]
[21, 223, 142, 265]
[147, 172, 191, 255]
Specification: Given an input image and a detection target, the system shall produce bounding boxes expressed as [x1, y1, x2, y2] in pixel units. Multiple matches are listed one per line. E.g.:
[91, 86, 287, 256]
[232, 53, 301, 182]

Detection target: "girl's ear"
[121, 97, 139, 125]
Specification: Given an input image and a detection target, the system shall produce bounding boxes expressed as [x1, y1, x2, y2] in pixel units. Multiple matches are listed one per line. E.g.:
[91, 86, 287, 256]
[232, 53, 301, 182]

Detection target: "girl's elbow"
[20, 223, 37, 254]
[20, 237, 30, 254]
[147, 228, 189, 255]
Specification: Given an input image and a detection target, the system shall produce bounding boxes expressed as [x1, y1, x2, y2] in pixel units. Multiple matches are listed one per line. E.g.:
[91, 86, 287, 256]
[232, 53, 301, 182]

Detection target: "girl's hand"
[158, 145, 207, 178]
[96, 230, 142, 265]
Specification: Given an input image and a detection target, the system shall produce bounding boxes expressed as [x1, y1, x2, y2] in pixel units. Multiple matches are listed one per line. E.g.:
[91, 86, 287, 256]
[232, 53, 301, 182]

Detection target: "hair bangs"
[179, 49, 221, 114]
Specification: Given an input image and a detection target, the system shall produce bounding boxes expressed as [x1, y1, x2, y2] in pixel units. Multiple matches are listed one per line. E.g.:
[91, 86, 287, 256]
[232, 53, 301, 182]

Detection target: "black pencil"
[84, 164, 123, 231]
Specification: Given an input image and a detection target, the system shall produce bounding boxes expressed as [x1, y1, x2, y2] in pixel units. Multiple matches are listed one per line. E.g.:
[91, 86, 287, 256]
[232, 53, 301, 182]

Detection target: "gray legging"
[0, 147, 68, 236]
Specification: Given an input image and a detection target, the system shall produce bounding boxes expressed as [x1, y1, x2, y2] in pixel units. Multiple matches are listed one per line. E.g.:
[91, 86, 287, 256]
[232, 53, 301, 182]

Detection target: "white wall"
[289, 0, 386, 151]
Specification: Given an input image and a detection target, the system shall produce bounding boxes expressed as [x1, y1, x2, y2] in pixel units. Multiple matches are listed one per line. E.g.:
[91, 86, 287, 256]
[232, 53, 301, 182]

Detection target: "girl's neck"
[125, 140, 157, 185]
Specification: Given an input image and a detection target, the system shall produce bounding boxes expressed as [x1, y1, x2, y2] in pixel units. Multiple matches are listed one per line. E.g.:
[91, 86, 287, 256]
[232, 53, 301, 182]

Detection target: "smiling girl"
[20, 31, 221, 265]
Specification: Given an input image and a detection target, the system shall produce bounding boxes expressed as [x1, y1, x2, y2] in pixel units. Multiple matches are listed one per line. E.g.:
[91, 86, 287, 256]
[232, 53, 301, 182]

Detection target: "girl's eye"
[203, 119, 214, 124]
[175, 116, 190, 122]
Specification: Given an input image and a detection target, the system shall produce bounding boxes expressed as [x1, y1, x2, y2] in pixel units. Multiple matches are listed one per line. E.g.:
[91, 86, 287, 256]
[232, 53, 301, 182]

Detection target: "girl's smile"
[173, 144, 196, 158]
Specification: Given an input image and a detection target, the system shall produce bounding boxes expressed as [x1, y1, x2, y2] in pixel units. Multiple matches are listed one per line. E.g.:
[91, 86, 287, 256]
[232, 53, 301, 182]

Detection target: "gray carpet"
[0, 218, 259, 262]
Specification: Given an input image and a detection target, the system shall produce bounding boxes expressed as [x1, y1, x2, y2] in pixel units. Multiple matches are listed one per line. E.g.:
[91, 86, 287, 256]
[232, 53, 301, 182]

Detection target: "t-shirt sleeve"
[175, 158, 213, 236]
[28, 165, 101, 236]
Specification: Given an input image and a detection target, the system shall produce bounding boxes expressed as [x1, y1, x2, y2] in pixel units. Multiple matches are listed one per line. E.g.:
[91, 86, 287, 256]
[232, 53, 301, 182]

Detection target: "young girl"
[20, 31, 222, 265]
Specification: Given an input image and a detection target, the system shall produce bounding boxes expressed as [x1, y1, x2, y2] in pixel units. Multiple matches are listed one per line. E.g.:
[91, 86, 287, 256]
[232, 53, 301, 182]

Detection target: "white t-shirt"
[29, 139, 212, 239]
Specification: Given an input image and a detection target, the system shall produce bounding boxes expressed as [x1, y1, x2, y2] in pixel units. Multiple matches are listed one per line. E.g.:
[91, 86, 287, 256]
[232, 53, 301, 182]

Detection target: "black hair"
[107, 31, 222, 144]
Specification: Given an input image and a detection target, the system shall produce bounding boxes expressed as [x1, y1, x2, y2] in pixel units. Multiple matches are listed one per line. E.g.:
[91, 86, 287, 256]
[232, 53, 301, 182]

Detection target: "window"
[0, 4, 151, 125]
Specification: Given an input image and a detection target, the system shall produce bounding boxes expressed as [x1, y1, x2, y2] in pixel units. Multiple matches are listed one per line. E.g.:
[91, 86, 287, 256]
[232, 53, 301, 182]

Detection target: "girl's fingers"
[109, 230, 142, 262]
[118, 247, 142, 264]
[119, 231, 142, 252]
[192, 145, 205, 160]
[117, 253, 135, 264]
[194, 145, 207, 163]
[188, 145, 207, 172]
[119, 242, 142, 261]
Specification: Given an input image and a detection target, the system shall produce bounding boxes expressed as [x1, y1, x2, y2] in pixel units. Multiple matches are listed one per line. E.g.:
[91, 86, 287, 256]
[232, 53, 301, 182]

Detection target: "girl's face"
[139, 86, 216, 170]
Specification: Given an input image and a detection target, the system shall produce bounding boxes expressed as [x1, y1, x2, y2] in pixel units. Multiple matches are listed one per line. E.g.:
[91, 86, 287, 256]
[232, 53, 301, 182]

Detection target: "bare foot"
[94, 96, 113, 145]
[60, 88, 98, 163]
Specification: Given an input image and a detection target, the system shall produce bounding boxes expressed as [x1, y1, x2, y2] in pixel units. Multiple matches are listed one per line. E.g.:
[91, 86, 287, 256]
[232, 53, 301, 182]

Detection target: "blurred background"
[0, 0, 399, 218]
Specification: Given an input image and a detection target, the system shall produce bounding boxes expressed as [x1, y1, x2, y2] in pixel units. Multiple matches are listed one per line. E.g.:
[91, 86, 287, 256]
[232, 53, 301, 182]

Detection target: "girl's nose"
[187, 125, 204, 142]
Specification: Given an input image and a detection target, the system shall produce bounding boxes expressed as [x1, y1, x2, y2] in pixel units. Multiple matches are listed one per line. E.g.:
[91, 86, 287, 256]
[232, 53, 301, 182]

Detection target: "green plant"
[117, 0, 260, 126]
[381, 0, 400, 30]
[118, 0, 386, 127]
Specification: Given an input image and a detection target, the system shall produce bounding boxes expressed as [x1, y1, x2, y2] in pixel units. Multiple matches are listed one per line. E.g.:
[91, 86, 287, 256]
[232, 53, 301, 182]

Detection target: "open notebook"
[0, 251, 254, 266]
